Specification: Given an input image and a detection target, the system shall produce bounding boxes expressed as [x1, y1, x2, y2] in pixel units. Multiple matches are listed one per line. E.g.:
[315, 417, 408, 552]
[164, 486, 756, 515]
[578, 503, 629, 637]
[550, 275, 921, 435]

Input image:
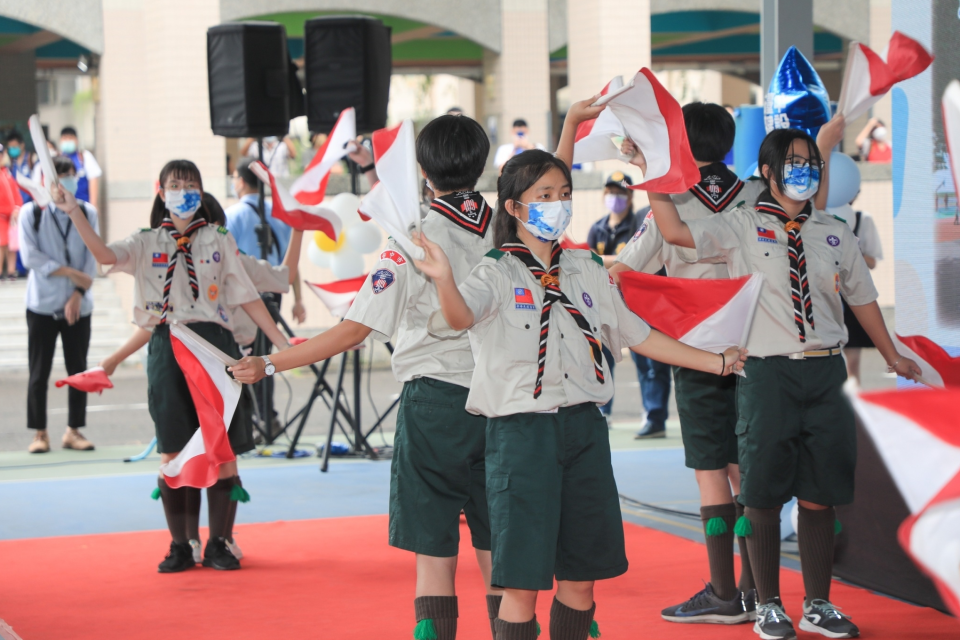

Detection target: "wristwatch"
[261, 355, 276, 376]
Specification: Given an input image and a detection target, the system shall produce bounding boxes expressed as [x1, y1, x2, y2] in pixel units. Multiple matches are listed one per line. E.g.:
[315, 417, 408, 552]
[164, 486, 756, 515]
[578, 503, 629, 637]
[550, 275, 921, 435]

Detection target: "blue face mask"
[7, 146, 21, 159]
[518, 199, 573, 243]
[781, 163, 820, 201]
[165, 189, 203, 219]
[59, 176, 79, 196]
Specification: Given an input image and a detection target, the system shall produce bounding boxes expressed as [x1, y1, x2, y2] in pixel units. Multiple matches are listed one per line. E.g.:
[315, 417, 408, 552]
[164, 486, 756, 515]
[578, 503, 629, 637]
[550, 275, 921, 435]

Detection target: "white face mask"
[781, 164, 820, 201]
[517, 199, 573, 243]
[872, 126, 887, 142]
[165, 189, 202, 219]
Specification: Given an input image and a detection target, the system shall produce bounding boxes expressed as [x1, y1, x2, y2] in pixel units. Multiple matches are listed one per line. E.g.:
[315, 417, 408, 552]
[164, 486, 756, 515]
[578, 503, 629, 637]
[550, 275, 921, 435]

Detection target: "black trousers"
[27, 310, 92, 430]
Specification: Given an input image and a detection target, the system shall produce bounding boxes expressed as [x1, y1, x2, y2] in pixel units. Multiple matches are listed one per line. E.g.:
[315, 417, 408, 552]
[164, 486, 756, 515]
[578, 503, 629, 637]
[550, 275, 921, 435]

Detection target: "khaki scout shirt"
[231, 254, 289, 346]
[687, 204, 878, 357]
[429, 249, 651, 418]
[344, 209, 495, 387]
[616, 179, 764, 278]
[108, 225, 260, 330]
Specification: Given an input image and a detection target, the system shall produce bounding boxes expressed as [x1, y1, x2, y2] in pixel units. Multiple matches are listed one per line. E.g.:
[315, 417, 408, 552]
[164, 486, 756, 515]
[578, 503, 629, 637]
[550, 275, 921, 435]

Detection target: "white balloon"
[329, 192, 362, 229]
[329, 247, 366, 279]
[345, 222, 383, 254]
[307, 241, 332, 268]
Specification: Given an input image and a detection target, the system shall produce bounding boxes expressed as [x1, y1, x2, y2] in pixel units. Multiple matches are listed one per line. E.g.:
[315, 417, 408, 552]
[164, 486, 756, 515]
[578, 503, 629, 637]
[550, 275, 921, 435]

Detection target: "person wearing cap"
[612, 102, 765, 625]
[59, 127, 101, 209]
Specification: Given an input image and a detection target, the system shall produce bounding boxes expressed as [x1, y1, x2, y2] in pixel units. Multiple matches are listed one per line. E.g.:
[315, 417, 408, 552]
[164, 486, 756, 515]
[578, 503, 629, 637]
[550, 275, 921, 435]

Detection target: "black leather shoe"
[203, 537, 241, 570]
[158, 541, 195, 573]
[634, 422, 666, 439]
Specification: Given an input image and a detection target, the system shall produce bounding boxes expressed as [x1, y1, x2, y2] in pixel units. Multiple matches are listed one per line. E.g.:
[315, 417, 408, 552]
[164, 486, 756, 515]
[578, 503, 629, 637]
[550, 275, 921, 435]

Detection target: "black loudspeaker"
[207, 22, 301, 138]
[304, 16, 392, 134]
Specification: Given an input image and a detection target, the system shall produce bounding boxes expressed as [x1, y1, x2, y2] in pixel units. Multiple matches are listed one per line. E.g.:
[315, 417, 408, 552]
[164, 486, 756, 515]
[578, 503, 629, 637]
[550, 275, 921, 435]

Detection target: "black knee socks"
[743, 506, 783, 604]
[486, 595, 502, 640]
[415, 596, 458, 640]
[550, 598, 598, 640]
[701, 503, 737, 600]
[157, 477, 188, 544]
[185, 487, 201, 542]
[734, 497, 756, 593]
[494, 616, 538, 640]
[797, 505, 836, 603]
[206, 477, 235, 540]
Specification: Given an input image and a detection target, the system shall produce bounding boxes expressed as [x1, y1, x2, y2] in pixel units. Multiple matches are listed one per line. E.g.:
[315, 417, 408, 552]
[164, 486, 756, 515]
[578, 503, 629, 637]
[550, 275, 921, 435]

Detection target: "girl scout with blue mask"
[412, 105, 746, 640]
[57, 160, 289, 574]
[648, 124, 922, 640]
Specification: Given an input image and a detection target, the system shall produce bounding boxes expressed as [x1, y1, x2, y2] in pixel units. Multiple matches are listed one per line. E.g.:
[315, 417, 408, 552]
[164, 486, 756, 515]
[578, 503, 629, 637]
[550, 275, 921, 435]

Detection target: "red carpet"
[0, 517, 955, 638]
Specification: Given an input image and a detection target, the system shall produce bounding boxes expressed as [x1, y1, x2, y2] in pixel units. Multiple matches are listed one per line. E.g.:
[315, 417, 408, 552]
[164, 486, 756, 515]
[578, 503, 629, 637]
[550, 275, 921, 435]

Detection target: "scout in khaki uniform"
[610, 103, 765, 624]
[231, 115, 504, 640]
[412, 106, 747, 640]
[60, 160, 289, 574]
[647, 124, 922, 640]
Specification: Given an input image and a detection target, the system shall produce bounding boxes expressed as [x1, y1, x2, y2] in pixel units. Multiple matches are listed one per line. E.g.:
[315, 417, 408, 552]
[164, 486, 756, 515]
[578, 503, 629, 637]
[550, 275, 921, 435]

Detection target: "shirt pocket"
[805, 243, 844, 297]
[500, 304, 541, 364]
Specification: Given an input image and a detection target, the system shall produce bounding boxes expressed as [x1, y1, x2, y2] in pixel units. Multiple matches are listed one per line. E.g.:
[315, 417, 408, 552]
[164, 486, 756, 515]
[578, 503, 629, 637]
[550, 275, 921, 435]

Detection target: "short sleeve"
[688, 214, 741, 262]
[427, 260, 504, 338]
[592, 263, 651, 355]
[839, 225, 879, 306]
[107, 231, 146, 275]
[857, 214, 883, 260]
[344, 252, 416, 342]
[218, 232, 261, 306]
[239, 253, 289, 294]
[83, 151, 102, 179]
[615, 212, 663, 272]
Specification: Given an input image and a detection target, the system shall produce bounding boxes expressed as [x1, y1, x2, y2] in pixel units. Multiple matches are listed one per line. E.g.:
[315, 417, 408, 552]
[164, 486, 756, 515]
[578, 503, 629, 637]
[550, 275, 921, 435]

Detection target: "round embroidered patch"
[212, 251, 221, 263]
[207, 284, 219, 301]
[827, 235, 840, 247]
[582, 292, 594, 308]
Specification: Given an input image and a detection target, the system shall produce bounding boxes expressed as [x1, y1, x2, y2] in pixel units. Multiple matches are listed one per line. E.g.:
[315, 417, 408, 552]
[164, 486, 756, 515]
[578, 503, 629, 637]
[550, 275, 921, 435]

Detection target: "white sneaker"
[189, 539, 202, 563]
[226, 538, 243, 559]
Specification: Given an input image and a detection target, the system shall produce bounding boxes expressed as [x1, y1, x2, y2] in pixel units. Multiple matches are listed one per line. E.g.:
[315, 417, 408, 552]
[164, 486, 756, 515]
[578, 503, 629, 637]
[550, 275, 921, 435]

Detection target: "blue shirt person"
[59, 127, 102, 207]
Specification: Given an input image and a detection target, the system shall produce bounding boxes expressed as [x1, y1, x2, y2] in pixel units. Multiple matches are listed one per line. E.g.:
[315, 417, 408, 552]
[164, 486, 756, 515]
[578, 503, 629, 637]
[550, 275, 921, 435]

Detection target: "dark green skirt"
[147, 322, 254, 455]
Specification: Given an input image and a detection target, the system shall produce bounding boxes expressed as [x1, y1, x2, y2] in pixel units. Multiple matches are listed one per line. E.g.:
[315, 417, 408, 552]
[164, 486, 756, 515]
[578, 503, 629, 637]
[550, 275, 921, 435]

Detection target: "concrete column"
[0, 51, 37, 129]
[499, 0, 552, 150]
[567, 0, 650, 109]
[761, 0, 813, 92]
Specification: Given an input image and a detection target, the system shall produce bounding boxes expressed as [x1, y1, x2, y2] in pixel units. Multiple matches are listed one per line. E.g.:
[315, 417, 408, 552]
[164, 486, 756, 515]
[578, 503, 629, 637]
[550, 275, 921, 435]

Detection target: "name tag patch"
[145, 301, 163, 314]
[515, 288, 536, 310]
[380, 250, 407, 266]
[152, 252, 168, 267]
[756, 227, 777, 243]
[371, 268, 395, 294]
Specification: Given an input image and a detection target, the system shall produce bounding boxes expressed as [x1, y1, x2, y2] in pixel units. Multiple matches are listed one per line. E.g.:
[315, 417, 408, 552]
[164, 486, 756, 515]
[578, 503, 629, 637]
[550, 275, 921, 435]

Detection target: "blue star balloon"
[764, 46, 831, 138]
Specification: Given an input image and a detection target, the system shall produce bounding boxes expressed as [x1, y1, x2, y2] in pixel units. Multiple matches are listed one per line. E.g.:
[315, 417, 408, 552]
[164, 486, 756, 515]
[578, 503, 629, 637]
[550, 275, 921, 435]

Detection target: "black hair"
[682, 102, 736, 162]
[512, 119, 528, 128]
[5, 130, 23, 145]
[446, 106, 464, 115]
[756, 128, 823, 196]
[235, 157, 260, 189]
[53, 156, 76, 176]
[415, 114, 490, 193]
[202, 192, 227, 226]
[149, 159, 213, 228]
[493, 149, 572, 248]
[60, 126, 78, 138]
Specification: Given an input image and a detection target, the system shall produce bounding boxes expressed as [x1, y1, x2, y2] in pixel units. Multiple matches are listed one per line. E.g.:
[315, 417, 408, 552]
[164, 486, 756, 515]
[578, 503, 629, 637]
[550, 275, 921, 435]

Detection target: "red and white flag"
[560, 236, 591, 251]
[837, 31, 933, 122]
[358, 120, 425, 260]
[619, 272, 763, 352]
[893, 334, 960, 388]
[851, 388, 960, 616]
[574, 68, 700, 193]
[574, 75, 629, 163]
[306, 274, 366, 318]
[290, 107, 356, 206]
[55, 367, 113, 394]
[249, 161, 342, 239]
[943, 81, 960, 200]
[161, 323, 241, 489]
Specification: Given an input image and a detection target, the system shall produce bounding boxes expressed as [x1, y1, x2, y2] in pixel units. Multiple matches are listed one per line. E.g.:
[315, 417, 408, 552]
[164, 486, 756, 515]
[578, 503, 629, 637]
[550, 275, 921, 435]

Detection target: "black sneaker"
[634, 421, 666, 439]
[661, 583, 751, 624]
[202, 537, 241, 570]
[800, 599, 859, 638]
[744, 588, 758, 621]
[753, 598, 796, 639]
[158, 541, 195, 573]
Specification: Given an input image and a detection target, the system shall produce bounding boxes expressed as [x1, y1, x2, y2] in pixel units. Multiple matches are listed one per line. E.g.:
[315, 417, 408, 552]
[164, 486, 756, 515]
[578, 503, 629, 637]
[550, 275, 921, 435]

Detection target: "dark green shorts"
[389, 377, 490, 557]
[147, 322, 253, 456]
[486, 403, 627, 591]
[674, 366, 738, 470]
[736, 355, 855, 509]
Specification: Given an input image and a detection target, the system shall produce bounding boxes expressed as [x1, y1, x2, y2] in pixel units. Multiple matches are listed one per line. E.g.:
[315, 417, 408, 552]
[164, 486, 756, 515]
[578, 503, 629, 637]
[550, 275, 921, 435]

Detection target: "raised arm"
[648, 192, 695, 248]
[555, 95, 605, 169]
[411, 231, 475, 330]
[814, 114, 846, 212]
[56, 186, 117, 264]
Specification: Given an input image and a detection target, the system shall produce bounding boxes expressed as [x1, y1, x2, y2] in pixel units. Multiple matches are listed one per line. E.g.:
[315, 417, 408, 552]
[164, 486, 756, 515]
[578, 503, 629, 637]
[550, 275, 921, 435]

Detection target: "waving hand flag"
[837, 32, 933, 122]
[305, 274, 366, 318]
[290, 107, 356, 206]
[162, 322, 241, 489]
[851, 388, 960, 616]
[358, 120, 425, 260]
[619, 271, 763, 352]
[249, 161, 342, 240]
[893, 334, 960, 388]
[573, 69, 700, 193]
[573, 75, 629, 163]
[55, 367, 113, 394]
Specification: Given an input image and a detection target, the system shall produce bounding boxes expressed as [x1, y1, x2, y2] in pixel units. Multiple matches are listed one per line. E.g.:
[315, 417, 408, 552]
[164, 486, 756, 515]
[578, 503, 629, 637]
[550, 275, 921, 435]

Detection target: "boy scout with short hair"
[231, 114, 502, 639]
[610, 102, 764, 624]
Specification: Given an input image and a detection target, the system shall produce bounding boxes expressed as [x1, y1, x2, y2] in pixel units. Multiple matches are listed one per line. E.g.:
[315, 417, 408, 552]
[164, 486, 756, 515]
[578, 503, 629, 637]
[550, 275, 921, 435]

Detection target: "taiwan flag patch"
[371, 268, 396, 294]
[515, 288, 536, 310]
[756, 227, 778, 244]
[152, 252, 168, 267]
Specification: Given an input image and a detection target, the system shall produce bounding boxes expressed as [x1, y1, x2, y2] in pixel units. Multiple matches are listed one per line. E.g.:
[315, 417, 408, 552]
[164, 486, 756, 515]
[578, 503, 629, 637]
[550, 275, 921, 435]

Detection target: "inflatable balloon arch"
[306, 192, 383, 280]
